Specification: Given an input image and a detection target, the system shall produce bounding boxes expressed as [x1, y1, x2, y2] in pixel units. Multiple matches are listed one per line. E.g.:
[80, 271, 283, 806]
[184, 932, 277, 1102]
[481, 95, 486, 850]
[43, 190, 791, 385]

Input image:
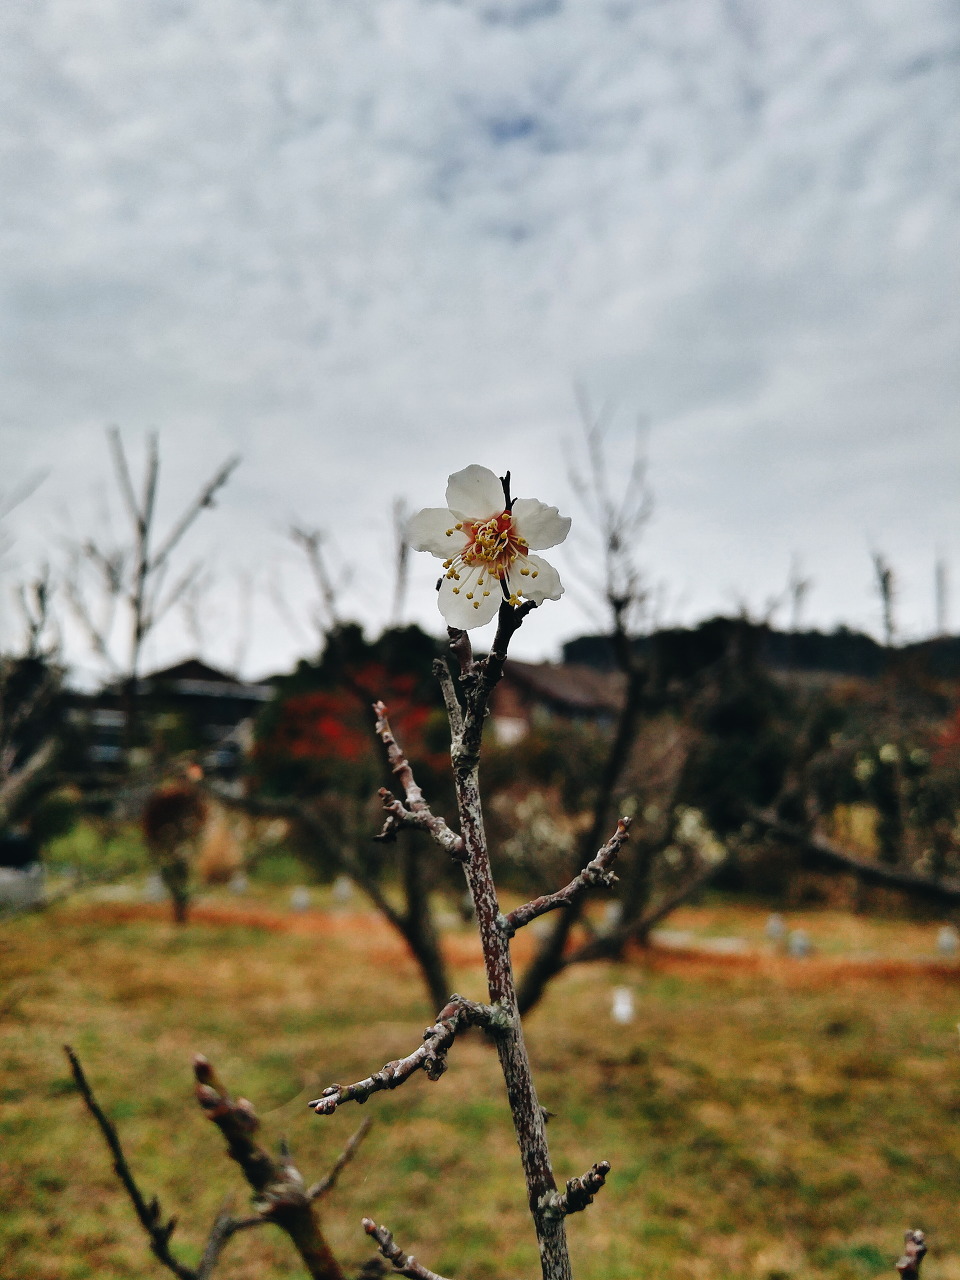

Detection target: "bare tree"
[64, 428, 239, 743]
[515, 398, 730, 1013]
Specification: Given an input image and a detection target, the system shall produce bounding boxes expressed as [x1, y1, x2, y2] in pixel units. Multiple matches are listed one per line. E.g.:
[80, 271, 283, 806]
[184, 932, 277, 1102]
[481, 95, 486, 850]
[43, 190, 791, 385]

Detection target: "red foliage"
[258, 663, 435, 772]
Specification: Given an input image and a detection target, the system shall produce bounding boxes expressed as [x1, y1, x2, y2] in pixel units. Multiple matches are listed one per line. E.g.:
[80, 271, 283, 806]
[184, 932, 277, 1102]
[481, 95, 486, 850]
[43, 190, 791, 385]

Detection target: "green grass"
[2, 899, 960, 1280]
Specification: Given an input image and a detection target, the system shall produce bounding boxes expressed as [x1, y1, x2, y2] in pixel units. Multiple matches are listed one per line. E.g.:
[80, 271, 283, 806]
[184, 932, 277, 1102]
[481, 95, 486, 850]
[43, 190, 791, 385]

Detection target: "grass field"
[3, 891, 960, 1280]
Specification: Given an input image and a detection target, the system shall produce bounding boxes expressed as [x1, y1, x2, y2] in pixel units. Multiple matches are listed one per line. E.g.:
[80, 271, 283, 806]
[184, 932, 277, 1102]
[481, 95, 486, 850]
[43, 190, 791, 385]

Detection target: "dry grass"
[3, 897, 960, 1280]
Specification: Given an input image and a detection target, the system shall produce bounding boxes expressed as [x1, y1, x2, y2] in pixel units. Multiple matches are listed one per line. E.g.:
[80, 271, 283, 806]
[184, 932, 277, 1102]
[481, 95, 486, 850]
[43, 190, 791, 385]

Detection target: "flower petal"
[512, 553, 563, 604]
[407, 507, 466, 558]
[511, 498, 571, 551]
[445, 465, 505, 521]
[438, 569, 502, 629]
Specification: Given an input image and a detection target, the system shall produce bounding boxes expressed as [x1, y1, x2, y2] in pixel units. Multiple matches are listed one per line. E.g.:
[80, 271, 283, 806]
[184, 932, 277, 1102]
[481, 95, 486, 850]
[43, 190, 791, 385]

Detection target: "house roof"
[146, 658, 238, 683]
[502, 660, 624, 714]
[140, 658, 274, 702]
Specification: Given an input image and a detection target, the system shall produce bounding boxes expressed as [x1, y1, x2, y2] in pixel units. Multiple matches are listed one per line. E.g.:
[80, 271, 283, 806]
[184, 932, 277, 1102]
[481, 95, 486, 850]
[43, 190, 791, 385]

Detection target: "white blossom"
[407, 464, 571, 629]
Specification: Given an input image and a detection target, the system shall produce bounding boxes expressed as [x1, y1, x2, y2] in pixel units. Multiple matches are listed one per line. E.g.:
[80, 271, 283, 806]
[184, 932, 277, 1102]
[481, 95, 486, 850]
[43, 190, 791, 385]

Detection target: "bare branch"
[307, 1118, 373, 1202]
[897, 1231, 927, 1280]
[373, 701, 465, 860]
[107, 426, 145, 530]
[193, 1055, 346, 1280]
[540, 1162, 611, 1220]
[290, 524, 341, 634]
[749, 806, 960, 905]
[64, 1045, 197, 1280]
[308, 996, 503, 1116]
[0, 738, 57, 824]
[502, 818, 630, 938]
[362, 1220, 454, 1280]
[150, 455, 240, 574]
[193, 1207, 266, 1280]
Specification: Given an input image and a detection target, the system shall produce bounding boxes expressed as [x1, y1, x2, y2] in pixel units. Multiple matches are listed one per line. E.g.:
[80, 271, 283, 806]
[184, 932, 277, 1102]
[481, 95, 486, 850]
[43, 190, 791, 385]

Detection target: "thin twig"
[502, 819, 630, 937]
[308, 997, 502, 1115]
[194, 1206, 266, 1280]
[362, 1220, 454, 1280]
[64, 1045, 197, 1280]
[307, 1118, 373, 1202]
[373, 701, 465, 859]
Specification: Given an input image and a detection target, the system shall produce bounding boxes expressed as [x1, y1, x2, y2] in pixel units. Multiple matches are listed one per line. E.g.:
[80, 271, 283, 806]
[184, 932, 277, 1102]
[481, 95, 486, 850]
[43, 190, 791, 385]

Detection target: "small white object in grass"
[332, 874, 353, 902]
[937, 925, 959, 956]
[0, 864, 45, 909]
[787, 928, 811, 958]
[228, 871, 249, 895]
[765, 912, 787, 943]
[611, 986, 634, 1024]
[604, 901, 622, 929]
[143, 873, 167, 903]
[290, 886, 311, 912]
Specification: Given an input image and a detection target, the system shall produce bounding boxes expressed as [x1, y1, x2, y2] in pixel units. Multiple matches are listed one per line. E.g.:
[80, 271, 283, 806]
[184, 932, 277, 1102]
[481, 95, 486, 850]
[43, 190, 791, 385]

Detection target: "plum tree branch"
[540, 1162, 611, 1220]
[362, 1219, 454, 1280]
[501, 819, 630, 938]
[307, 1117, 373, 1202]
[373, 701, 465, 860]
[308, 996, 503, 1115]
[193, 1054, 348, 1280]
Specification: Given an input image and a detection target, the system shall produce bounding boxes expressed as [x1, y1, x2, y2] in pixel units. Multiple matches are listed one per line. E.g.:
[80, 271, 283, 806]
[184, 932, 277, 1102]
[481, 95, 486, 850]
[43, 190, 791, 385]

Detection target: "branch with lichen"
[309, 996, 504, 1115]
[362, 1219, 454, 1280]
[539, 1162, 611, 1221]
[373, 700, 466, 860]
[501, 819, 631, 938]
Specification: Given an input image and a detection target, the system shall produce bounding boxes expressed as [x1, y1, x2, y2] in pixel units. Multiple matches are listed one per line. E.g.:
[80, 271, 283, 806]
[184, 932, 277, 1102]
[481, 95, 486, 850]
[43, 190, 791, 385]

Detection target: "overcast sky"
[2, 0, 958, 679]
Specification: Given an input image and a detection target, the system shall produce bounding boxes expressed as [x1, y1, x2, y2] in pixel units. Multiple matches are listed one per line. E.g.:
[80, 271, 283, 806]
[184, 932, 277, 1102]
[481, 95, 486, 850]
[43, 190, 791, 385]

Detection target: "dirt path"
[62, 899, 960, 986]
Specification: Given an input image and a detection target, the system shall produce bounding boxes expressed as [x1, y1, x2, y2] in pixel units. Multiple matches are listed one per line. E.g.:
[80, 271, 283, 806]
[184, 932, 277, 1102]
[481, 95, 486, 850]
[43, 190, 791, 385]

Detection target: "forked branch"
[194, 1055, 358, 1280]
[374, 700, 465, 859]
[309, 996, 504, 1115]
[501, 819, 631, 938]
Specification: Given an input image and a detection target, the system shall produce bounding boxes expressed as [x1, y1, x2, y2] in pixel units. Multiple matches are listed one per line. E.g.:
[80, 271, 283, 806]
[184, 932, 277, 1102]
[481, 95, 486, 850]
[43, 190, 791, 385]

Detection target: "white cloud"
[1, 0, 957, 672]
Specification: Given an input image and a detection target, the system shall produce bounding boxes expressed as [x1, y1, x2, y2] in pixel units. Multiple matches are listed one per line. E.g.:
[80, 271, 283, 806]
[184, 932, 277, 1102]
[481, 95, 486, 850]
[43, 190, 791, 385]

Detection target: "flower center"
[441, 510, 535, 608]
[461, 511, 525, 573]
